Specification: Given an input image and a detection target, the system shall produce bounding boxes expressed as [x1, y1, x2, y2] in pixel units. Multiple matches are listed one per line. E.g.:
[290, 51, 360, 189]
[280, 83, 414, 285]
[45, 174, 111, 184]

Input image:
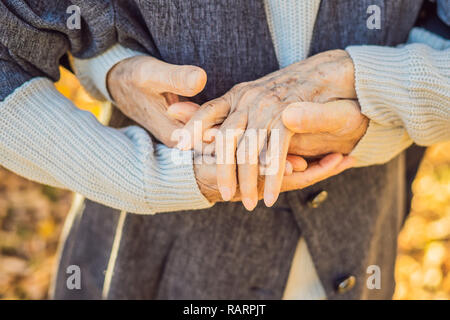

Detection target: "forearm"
[0, 78, 212, 214]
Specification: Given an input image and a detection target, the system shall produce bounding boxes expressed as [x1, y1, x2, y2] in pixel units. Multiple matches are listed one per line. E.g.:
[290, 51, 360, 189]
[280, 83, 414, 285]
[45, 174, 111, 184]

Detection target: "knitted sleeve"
[347, 28, 450, 166]
[0, 1, 212, 214]
[72, 45, 144, 102]
[0, 77, 212, 214]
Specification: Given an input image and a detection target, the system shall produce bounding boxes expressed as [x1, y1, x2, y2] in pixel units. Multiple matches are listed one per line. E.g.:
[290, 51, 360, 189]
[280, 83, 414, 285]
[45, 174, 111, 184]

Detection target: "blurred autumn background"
[0, 68, 449, 300]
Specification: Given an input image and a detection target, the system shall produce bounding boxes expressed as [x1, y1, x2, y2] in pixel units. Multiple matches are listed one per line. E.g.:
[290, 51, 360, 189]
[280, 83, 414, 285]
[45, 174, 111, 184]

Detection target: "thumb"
[177, 97, 231, 150]
[142, 57, 207, 97]
[282, 100, 358, 134]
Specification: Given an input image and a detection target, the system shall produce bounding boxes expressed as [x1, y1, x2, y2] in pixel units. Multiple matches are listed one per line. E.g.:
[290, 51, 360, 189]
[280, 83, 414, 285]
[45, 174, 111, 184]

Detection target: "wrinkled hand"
[179, 49, 366, 210]
[107, 55, 207, 147]
[171, 99, 364, 205]
[168, 103, 313, 204]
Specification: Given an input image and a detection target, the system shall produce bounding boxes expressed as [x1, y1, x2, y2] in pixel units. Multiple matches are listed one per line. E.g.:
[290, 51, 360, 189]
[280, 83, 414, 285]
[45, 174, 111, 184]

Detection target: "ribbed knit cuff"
[346, 45, 413, 166]
[346, 45, 412, 128]
[350, 120, 413, 167]
[146, 144, 214, 213]
[0, 78, 212, 214]
[346, 42, 450, 166]
[73, 44, 144, 101]
[347, 43, 450, 142]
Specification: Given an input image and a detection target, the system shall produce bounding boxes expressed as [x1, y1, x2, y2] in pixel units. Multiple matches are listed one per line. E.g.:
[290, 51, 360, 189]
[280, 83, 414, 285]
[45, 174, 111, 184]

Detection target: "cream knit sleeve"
[347, 28, 450, 167]
[72, 44, 144, 102]
[0, 78, 212, 214]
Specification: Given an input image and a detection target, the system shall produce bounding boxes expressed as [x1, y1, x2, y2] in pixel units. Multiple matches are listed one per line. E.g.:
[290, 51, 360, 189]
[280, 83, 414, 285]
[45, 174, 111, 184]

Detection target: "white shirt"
[264, 0, 326, 300]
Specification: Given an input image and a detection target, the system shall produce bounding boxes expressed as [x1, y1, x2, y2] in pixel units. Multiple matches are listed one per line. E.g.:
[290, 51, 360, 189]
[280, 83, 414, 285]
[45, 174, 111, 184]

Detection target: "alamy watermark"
[66, 5, 81, 30]
[66, 264, 81, 290]
[367, 5, 381, 30]
[170, 122, 282, 176]
[367, 265, 381, 290]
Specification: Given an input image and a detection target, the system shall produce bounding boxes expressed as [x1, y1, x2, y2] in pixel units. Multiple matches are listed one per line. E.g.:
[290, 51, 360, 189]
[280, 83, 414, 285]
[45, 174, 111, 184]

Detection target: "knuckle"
[232, 81, 250, 92]
[169, 69, 183, 87]
[230, 82, 263, 106]
[241, 86, 263, 101]
[202, 97, 230, 118]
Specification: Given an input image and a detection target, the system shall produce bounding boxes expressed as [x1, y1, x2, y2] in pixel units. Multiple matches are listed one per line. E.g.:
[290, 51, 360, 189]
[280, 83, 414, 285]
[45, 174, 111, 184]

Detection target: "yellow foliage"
[54, 67, 103, 118]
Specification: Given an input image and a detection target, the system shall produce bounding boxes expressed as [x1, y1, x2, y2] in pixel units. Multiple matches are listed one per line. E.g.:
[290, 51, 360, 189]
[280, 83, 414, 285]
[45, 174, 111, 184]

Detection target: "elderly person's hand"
[107, 55, 207, 147]
[165, 101, 319, 204]
[178, 49, 368, 210]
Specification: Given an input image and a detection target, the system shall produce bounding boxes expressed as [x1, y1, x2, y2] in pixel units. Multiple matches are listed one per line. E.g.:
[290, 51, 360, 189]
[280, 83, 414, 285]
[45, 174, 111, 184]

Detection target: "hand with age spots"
[176, 50, 368, 210]
[106, 55, 309, 206]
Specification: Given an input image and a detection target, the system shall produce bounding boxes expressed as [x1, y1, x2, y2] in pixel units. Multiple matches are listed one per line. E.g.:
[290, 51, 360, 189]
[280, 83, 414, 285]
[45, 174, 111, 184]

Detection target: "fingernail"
[242, 197, 257, 211]
[264, 191, 278, 207]
[219, 187, 232, 201]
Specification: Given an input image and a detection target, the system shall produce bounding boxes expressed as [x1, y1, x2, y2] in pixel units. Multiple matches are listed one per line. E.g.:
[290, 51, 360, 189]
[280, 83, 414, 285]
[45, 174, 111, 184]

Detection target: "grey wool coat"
[1, 0, 447, 299]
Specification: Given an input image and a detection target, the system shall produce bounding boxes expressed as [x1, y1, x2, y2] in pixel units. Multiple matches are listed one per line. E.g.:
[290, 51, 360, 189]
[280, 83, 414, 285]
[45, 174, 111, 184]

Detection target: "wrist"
[193, 162, 221, 203]
[107, 56, 139, 102]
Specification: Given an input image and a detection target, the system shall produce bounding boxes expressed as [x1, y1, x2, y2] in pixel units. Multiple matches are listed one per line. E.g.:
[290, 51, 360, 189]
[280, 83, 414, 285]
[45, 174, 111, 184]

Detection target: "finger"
[284, 161, 293, 176]
[203, 125, 220, 143]
[138, 97, 185, 148]
[263, 125, 294, 207]
[282, 100, 360, 134]
[163, 92, 180, 105]
[237, 126, 267, 211]
[281, 153, 344, 192]
[157, 121, 185, 148]
[144, 58, 207, 97]
[237, 138, 259, 211]
[291, 154, 354, 189]
[286, 155, 308, 172]
[216, 111, 247, 201]
[167, 101, 201, 124]
[331, 155, 355, 175]
[178, 97, 231, 150]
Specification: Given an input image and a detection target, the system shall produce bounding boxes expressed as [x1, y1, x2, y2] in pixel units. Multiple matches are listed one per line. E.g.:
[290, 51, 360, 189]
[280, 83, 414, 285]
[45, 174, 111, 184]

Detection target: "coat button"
[307, 190, 328, 208]
[336, 275, 356, 294]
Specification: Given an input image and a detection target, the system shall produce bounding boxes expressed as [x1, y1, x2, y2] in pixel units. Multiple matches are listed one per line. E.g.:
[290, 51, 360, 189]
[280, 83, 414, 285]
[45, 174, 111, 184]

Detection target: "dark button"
[336, 275, 356, 294]
[307, 190, 328, 208]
